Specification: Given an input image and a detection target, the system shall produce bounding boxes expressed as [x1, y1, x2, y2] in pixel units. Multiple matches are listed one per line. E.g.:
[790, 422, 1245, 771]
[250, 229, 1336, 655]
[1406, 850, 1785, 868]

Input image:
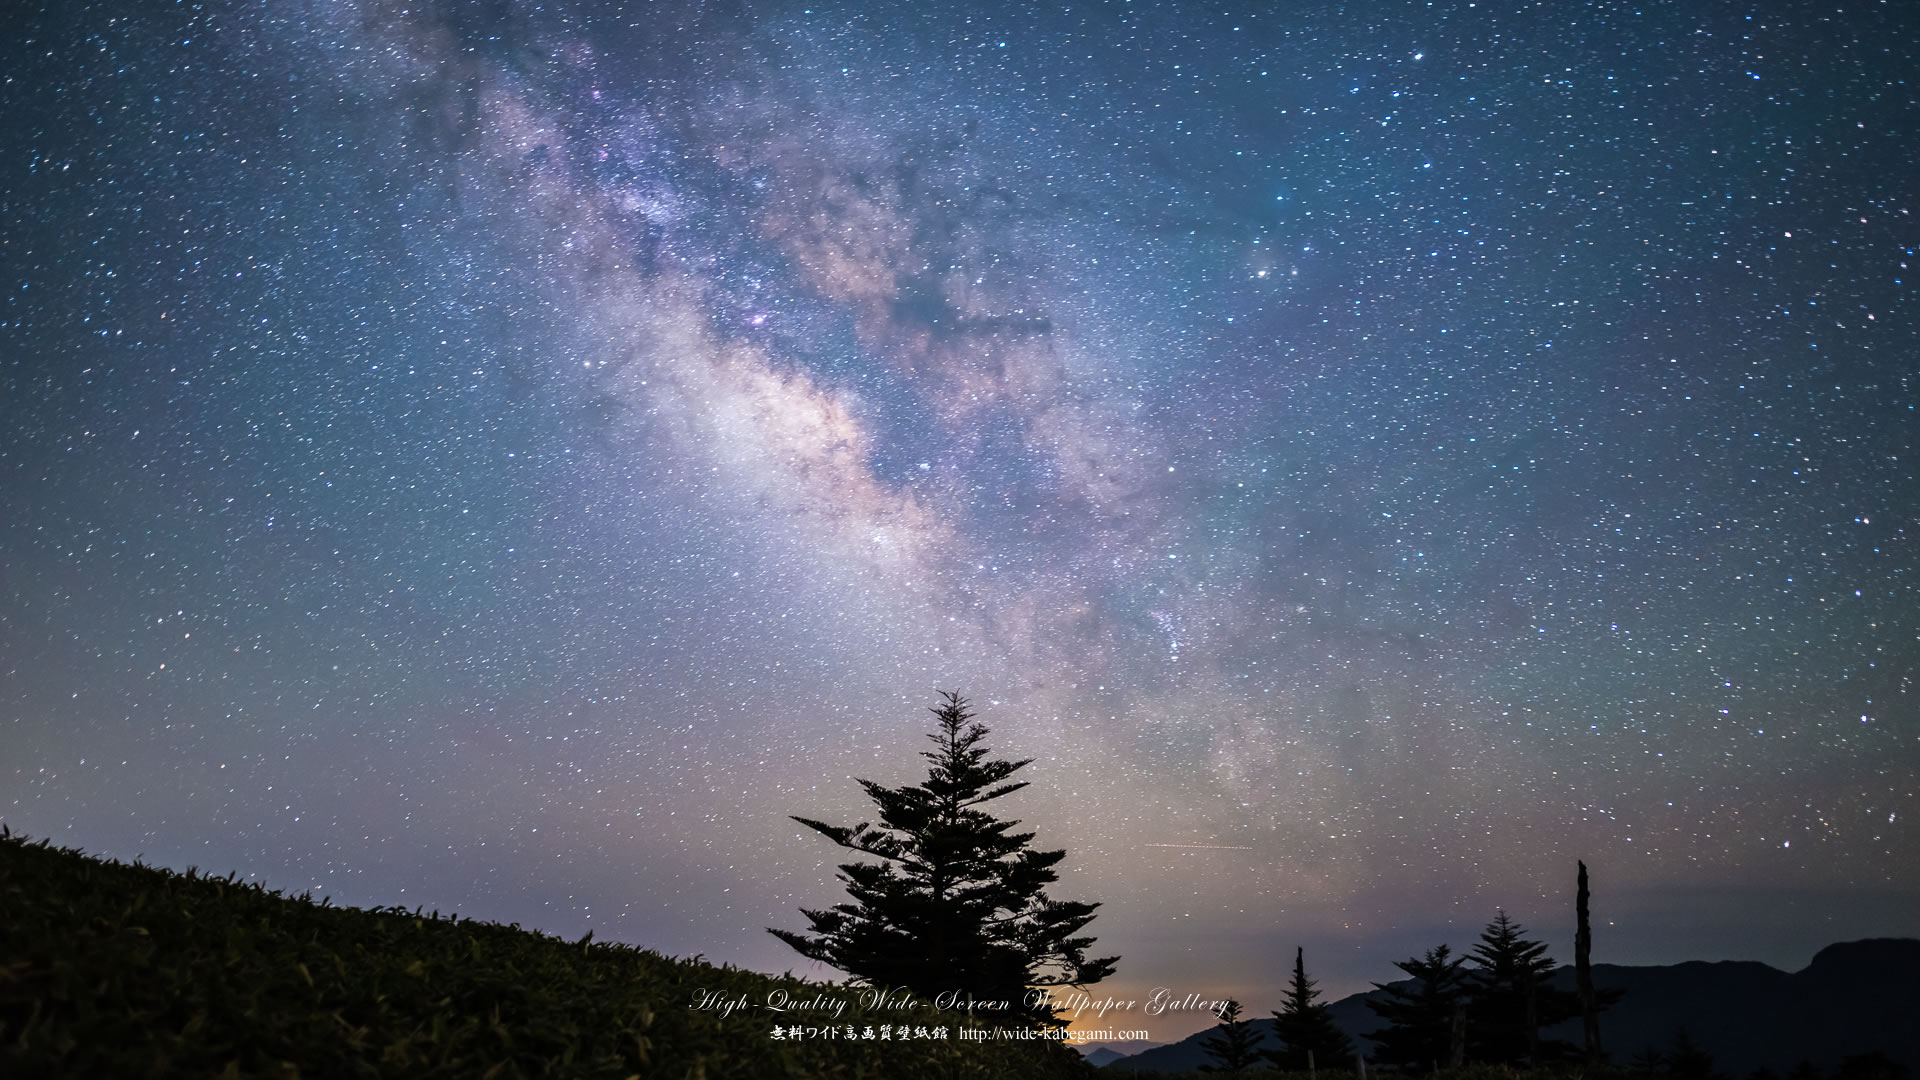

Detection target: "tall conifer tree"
[1199, 999, 1264, 1074]
[1466, 911, 1579, 1063]
[770, 692, 1117, 1026]
[1363, 944, 1472, 1069]
[1267, 946, 1354, 1071]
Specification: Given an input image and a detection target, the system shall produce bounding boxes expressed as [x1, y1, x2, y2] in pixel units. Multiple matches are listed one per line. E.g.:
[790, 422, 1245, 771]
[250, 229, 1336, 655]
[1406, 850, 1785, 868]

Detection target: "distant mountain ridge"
[1080, 1039, 1165, 1067]
[1106, 938, 1920, 1074]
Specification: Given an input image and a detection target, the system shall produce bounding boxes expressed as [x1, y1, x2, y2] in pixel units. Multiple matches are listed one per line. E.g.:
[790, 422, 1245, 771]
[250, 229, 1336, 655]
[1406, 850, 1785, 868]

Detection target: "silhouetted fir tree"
[1466, 910, 1581, 1063]
[1266, 946, 1353, 1071]
[1629, 1046, 1670, 1077]
[1785, 1061, 1825, 1080]
[1363, 944, 1472, 1069]
[1199, 999, 1264, 1075]
[770, 692, 1118, 1026]
[1666, 1028, 1721, 1080]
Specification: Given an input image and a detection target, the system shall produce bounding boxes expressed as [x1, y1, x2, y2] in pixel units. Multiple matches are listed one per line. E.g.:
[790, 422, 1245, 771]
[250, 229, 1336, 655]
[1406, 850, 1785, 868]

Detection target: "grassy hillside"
[0, 827, 1092, 1079]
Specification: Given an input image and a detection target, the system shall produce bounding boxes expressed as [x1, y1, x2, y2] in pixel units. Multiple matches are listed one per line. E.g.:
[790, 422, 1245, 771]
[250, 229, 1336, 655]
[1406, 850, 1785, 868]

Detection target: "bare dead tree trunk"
[1449, 1001, 1466, 1067]
[1524, 965, 1539, 1064]
[1577, 859, 1602, 1063]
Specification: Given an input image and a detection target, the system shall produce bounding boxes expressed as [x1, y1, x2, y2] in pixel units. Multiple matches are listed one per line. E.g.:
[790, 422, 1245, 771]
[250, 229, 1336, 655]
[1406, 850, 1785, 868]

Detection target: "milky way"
[3, 0, 1915, 1038]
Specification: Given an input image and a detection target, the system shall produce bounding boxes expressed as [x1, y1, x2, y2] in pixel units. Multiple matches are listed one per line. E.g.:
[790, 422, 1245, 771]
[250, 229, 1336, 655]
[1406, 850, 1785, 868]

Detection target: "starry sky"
[3, 0, 1916, 1041]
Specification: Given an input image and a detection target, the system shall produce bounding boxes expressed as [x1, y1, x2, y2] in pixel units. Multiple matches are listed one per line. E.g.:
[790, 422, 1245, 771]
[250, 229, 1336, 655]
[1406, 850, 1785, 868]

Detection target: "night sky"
[4, 0, 1916, 1041]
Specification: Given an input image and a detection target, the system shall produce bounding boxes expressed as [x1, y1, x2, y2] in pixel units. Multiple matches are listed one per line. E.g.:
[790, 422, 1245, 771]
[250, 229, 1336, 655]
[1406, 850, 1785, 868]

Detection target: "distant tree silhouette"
[1833, 1051, 1907, 1080]
[1266, 946, 1353, 1072]
[1666, 1028, 1720, 1080]
[769, 692, 1117, 1026]
[1784, 1061, 1825, 1080]
[1199, 998, 1263, 1074]
[1466, 910, 1582, 1063]
[1629, 1046, 1669, 1076]
[1364, 943, 1472, 1069]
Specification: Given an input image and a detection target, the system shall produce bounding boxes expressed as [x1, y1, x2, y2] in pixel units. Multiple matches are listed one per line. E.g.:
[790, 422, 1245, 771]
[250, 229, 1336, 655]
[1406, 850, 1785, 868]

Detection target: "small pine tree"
[1466, 910, 1581, 1063]
[1363, 944, 1472, 1069]
[1199, 999, 1264, 1074]
[1666, 1028, 1719, 1080]
[770, 692, 1118, 1026]
[1627, 1046, 1668, 1077]
[1267, 946, 1354, 1071]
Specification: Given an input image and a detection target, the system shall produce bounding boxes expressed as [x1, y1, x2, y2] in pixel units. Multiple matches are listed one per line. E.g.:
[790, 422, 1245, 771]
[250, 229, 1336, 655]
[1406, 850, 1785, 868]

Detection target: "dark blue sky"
[4, 0, 1915, 1040]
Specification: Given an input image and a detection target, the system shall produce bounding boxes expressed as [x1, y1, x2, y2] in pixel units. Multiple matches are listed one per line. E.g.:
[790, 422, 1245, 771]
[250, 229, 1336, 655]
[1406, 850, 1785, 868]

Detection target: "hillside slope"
[0, 828, 1092, 1079]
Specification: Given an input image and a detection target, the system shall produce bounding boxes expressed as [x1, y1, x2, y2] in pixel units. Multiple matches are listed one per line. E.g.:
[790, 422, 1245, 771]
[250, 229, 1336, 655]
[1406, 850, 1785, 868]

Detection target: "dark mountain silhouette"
[1080, 1039, 1165, 1067]
[1103, 939, 1919, 1073]
[1539, 939, 1920, 1076]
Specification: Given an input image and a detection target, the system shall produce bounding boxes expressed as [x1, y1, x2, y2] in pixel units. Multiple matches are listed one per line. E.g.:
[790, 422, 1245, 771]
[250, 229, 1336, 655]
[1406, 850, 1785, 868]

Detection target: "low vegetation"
[0, 827, 1091, 1078]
